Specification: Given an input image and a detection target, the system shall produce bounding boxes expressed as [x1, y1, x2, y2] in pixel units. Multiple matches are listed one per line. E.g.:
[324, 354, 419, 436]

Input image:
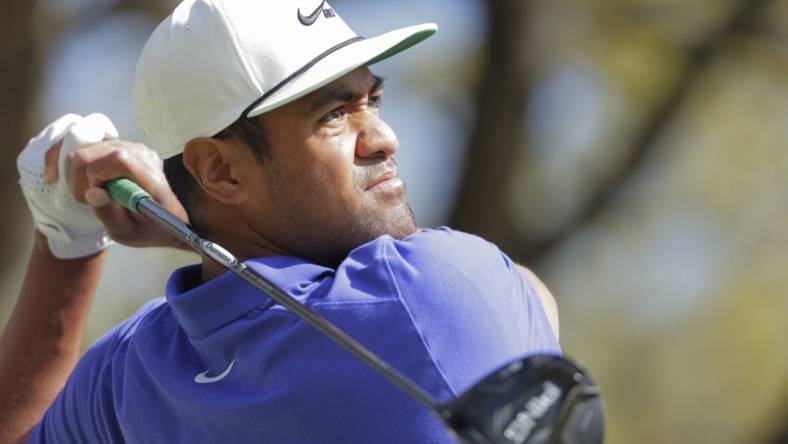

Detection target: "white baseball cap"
[135, 0, 437, 159]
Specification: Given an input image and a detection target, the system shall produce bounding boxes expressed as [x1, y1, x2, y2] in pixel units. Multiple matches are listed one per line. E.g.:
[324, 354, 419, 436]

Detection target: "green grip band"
[106, 178, 151, 213]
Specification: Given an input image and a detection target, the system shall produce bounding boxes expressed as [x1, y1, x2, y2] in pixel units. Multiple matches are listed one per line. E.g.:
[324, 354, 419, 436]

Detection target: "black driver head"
[438, 354, 604, 444]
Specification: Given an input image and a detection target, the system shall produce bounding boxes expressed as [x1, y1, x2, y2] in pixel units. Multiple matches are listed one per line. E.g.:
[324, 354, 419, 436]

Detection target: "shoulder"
[338, 227, 502, 299]
[353, 228, 561, 392]
[401, 226, 493, 251]
[372, 227, 560, 340]
[60, 297, 170, 375]
[377, 227, 505, 273]
[29, 297, 170, 443]
[351, 227, 515, 290]
[70, 296, 171, 385]
[367, 227, 545, 315]
[92, 297, 171, 353]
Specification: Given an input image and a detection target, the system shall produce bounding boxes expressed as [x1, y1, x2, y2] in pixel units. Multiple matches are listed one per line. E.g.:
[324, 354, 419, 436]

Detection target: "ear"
[182, 138, 250, 205]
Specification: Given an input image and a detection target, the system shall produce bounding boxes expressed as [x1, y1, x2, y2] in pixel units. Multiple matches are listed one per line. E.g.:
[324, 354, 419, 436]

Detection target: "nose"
[355, 113, 399, 160]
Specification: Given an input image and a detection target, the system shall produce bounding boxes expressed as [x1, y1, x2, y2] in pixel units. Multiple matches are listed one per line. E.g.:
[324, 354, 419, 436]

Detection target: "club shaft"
[137, 198, 440, 411]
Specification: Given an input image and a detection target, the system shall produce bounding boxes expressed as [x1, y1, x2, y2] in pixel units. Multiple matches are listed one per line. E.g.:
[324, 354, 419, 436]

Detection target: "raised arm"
[0, 234, 107, 443]
[0, 114, 187, 443]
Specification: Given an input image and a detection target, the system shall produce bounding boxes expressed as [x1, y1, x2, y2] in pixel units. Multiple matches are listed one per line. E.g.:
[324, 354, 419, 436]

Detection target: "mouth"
[365, 169, 399, 191]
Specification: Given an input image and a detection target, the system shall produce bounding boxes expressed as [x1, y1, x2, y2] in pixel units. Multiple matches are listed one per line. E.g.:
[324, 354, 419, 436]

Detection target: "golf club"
[106, 178, 605, 444]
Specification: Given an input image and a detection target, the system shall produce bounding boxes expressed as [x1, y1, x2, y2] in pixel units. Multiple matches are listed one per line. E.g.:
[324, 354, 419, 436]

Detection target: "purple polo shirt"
[31, 227, 559, 443]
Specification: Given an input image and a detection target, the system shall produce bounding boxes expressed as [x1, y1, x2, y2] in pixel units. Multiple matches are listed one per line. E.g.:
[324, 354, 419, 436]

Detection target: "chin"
[303, 203, 417, 268]
[384, 219, 418, 240]
[373, 202, 418, 240]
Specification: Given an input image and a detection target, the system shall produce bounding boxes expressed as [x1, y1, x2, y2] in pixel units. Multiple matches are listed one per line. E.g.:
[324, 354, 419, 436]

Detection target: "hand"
[18, 114, 117, 258]
[53, 137, 189, 249]
[18, 114, 189, 254]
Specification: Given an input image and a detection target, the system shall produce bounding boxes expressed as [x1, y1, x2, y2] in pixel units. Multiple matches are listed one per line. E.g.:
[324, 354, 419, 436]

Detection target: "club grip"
[105, 178, 150, 213]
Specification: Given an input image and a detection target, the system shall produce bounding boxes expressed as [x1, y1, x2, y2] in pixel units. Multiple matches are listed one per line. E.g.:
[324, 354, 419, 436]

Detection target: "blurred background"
[1, 0, 787, 442]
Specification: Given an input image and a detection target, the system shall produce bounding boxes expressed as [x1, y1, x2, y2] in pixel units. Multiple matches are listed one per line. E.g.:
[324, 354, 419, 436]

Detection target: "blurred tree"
[449, 0, 531, 256]
[0, 0, 41, 285]
[522, 0, 772, 263]
[773, 426, 788, 444]
[768, 391, 788, 442]
[450, 0, 772, 264]
[94, 0, 172, 23]
[767, 390, 788, 444]
[0, 0, 172, 308]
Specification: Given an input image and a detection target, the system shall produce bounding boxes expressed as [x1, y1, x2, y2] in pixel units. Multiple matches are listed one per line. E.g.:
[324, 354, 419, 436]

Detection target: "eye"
[321, 106, 347, 123]
[368, 95, 383, 108]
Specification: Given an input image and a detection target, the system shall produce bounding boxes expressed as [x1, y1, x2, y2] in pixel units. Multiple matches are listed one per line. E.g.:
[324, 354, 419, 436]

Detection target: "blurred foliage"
[0, 0, 787, 443]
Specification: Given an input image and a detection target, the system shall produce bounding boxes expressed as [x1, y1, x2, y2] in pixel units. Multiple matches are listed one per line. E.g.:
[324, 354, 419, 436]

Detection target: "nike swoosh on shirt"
[194, 359, 236, 384]
[297, 0, 326, 26]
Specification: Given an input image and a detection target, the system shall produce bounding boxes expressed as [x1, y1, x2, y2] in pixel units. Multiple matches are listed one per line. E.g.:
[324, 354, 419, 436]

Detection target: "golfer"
[1, 1, 560, 442]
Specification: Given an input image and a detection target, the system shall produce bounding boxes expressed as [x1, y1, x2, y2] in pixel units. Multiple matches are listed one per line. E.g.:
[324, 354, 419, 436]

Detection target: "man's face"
[236, 67, 417, 266]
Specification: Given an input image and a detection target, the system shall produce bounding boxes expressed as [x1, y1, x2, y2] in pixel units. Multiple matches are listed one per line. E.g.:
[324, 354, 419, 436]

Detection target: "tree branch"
[0, 0, 171, 290]
[448, 0, 531, 252]
[0, 0, 42, 282]
[515, 0, 770, 263]
[449, 0, 772, 264]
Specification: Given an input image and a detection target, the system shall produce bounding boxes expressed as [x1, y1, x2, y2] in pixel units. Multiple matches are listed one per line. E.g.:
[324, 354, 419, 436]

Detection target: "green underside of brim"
[367, 28, 437, 66]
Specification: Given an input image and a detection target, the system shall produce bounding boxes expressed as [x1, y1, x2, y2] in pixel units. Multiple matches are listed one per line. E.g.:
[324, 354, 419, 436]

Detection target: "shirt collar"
[165, 256, 332, 338]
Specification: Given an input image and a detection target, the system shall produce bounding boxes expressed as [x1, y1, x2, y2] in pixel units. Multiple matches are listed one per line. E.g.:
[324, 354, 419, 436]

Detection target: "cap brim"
[246, 23, 437, 117]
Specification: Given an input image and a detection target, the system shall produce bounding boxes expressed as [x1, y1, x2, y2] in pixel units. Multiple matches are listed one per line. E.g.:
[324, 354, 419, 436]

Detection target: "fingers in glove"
[44, 140, 64, 184]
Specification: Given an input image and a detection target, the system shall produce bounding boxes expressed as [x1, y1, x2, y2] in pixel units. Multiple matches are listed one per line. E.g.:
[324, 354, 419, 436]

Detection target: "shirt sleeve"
[381, 227, 561, 394]
[28, 298, 166, 444]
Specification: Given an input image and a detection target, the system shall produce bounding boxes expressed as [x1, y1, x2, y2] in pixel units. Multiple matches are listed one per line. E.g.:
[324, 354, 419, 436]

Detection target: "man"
[0, 1, 560, 443]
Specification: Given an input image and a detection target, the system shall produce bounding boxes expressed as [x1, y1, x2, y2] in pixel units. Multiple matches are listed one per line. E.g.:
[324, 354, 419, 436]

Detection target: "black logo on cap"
[298, 0, 336, 26]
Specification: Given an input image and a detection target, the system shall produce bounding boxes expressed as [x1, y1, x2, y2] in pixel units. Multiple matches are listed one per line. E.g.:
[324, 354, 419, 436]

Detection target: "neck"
[200, 258, 233, 283]
[197, 212, 292, 283]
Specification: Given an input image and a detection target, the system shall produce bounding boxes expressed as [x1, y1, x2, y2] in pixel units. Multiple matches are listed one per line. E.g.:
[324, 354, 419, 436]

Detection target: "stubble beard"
[270, 181, 418, 268]
[318, 188, 417, 266]
[354, 195, 417, 241]
[314, 158, 419, 262]
[350, 160, 418, 242]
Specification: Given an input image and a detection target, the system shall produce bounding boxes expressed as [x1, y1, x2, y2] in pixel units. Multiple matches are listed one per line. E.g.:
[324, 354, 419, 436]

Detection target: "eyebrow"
[305, 75, 385, 116]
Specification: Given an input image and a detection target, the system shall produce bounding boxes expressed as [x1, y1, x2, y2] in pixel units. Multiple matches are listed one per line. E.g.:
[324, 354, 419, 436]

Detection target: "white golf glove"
[17, 113, 119, 259]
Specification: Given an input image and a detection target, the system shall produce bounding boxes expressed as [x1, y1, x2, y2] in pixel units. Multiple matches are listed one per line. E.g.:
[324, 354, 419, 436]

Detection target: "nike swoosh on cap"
[298, 0, 326, 26]
[194, 359, 236, 384]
